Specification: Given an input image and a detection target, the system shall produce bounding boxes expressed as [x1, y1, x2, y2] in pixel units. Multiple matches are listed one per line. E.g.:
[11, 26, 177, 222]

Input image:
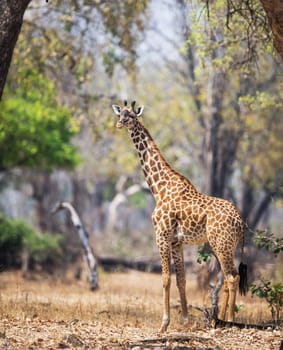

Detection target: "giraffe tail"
[239, 262, 248, 295]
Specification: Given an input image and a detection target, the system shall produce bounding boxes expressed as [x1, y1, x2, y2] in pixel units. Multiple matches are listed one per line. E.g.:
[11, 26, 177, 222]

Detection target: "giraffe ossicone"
[112, 100, 247, 332]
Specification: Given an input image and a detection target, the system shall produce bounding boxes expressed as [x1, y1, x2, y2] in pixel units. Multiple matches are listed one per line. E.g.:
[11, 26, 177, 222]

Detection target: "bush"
[251, 229, 283, 323]
[0, 212, 63, 269]
[254, 230, 283, 257]
[251, 279, 283, 322]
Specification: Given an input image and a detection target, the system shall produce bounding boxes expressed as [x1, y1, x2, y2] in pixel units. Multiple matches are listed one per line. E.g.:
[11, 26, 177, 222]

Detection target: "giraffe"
[112, 100, 247, 332]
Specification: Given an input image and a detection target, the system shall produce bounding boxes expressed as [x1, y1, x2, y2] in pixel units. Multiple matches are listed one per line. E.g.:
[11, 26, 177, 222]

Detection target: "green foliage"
[0, 214, 23, 259]
[187, 0, 269, 71]
[97, 0, 149, 74]
[254, 230, 283, 257]
[238, 90, 283, 190]
[250, 279, 283, 322]
[21, 1, 149, 83]
[197, 244, 213, 264]
[0, 68, 80, 171]
[252, 229, 283, 322]
[0, 212, 63, 266]
[23, 226, 63, 264]
[102, 49, 120, 77]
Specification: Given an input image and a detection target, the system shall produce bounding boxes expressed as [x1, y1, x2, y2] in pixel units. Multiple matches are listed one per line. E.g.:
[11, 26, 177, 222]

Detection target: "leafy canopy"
[0, 68, 80, 171]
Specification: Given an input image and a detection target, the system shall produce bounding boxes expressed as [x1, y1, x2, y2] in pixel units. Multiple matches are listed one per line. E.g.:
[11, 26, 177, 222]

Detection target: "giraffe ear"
[136, 106, 144, 117]
[112, 105, 121, 115]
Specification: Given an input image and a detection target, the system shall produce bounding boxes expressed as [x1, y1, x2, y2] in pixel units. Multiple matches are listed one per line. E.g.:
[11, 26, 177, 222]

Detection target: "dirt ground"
[0, 270, 282, 349]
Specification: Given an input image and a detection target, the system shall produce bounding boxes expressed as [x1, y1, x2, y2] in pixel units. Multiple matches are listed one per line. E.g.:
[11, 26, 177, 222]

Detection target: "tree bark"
[260, 0, 283, 60]
[202, 71, 242, 202]
[241, 181, 255, 224]
[250, 189, 277, 229]
[0, 0, 31, 100]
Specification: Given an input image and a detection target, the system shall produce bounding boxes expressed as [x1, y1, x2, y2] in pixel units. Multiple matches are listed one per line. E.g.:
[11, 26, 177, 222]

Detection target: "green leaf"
[0, 68, 80, 171]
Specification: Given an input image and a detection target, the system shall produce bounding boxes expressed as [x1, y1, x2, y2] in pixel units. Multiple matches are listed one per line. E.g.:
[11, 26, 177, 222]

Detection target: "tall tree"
[0, 0, 31, 99]
[259, 0, 283, 58]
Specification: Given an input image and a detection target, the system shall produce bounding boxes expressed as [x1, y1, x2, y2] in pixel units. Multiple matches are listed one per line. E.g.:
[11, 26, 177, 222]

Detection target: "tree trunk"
[241, 181, 255, 224]
[250, 189, 277, 229]
[260, 0, 283, 60]
[0, 0, 31, 99]
[205, 70, 235, 198]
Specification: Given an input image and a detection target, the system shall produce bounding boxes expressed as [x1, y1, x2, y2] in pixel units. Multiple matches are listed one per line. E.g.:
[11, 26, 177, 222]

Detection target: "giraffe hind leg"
[172, 242, 188, 325]
[218, 273, 240, 322]
[211, 246, 239, 321]
[227, 274, 240, 322]
[218, 274, 240, 322]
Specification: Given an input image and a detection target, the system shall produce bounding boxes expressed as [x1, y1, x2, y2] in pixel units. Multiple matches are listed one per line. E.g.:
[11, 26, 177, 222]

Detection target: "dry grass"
[0, 270, 282, 349]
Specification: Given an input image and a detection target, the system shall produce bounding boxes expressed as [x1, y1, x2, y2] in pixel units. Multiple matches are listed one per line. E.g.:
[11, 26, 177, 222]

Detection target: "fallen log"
[97, 256, 192, 273]
[214, 318, 280, 330]
[188, 304, 281, 330]
[97, 256, 161, 273]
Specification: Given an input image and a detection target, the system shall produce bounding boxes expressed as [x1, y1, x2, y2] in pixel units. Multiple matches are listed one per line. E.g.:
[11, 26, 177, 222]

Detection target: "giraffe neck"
[129, 120, 194, 199]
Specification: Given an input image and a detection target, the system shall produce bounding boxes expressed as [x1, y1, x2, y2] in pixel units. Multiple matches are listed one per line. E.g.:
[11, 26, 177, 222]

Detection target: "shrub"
[0, 212, 63, 269]
[251, 279, 283, 322]
[252, 229, 283, 323]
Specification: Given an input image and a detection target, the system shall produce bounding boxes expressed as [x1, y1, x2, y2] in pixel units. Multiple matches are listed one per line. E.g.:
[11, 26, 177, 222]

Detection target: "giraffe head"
[112, 100, 144, 129]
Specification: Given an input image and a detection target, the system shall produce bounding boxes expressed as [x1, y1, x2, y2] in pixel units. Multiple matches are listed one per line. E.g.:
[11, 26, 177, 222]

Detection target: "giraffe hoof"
[158, 325, 168, 333]
[181, 316, 189, 326]
[159, 320, 169, 333]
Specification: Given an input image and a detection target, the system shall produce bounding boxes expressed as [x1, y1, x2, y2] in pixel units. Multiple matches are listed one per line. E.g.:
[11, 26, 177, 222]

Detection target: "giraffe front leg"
[156, 233, 172, 333]
[172, 242, 188, 326]
[159, 251, 171, 332]
[219, 280, 229, 320]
